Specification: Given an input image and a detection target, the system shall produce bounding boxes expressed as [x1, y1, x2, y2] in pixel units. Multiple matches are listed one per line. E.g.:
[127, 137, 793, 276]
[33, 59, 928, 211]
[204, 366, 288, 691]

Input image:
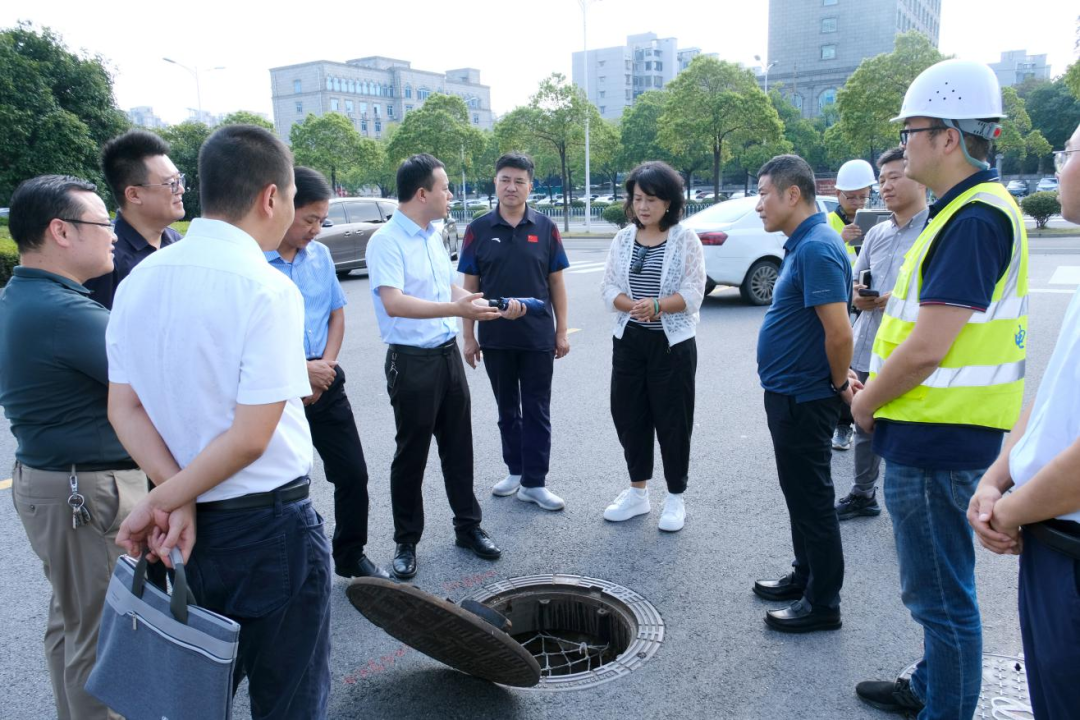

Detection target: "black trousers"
[482, 348, 554, 488]
[385, 341, 481, 544]
[764, 391, 845, 610]
[610, 324, 697, 493]
[305, 364, 369, 568]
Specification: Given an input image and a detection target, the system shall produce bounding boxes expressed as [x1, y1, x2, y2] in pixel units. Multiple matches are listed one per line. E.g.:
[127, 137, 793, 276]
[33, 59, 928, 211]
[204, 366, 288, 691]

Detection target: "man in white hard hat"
[967, 121, 1080, 719]
[851, 59, 1028, 717]
[829, 159, 877, 453]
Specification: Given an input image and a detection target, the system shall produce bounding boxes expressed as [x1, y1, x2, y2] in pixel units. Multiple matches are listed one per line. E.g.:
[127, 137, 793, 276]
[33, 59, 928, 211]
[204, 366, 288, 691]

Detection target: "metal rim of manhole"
[900, 653, 1032, 719]
[464, 574, 664, 692]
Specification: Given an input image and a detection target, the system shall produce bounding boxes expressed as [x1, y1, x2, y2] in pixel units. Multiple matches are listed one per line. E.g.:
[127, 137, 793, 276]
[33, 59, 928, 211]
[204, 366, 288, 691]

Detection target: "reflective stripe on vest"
[828, 212, 857, 266]
[868, 182, 1028, 430]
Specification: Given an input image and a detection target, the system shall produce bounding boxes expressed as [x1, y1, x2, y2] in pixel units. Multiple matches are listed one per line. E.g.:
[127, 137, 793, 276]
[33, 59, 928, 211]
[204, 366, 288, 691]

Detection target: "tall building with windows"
[270, 57, 493, 143]
[572, 33, 717, 121]
[989, 50, 1052, 87]
[765, 0, 941, 117]
[127, 106, 167, 130]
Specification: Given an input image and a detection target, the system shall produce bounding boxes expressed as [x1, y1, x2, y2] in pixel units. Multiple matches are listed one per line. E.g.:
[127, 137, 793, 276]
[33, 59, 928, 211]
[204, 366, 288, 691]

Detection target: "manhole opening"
[467, 575, 664, 691]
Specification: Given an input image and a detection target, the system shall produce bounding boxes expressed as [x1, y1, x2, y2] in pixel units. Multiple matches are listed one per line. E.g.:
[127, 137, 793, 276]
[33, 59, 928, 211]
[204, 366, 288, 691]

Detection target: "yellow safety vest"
[828, 211, 858, 266]
[869, 182, 1028, 430]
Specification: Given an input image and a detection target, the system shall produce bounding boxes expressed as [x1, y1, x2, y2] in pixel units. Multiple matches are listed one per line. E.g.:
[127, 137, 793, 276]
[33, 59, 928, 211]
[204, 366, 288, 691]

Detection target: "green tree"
[658, 57, 783, 200]
[290, 112, 375, 191]
[0, 23, 129, 205]
[1026, 79, 1080, 158]
[1021, 192, 1061, 229]
[997, 86, 1032, 166]
[1065, 62, 1080, 102]
[387, 93, 485, 196]
[1025, 130, 1053, 174]
[220, 111, 274, 131]
[157, 121, 211, 219]
[770, 89, 827, 169]
[834, 31, 946, 161]
[619, 91, 709, 198]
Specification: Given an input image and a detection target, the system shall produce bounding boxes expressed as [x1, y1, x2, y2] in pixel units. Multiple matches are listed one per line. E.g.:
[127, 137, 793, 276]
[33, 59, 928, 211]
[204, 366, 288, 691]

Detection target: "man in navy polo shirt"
[752, 154, 853, 634]
[84, 130, 185, 308]
[459, 153, 571, 511]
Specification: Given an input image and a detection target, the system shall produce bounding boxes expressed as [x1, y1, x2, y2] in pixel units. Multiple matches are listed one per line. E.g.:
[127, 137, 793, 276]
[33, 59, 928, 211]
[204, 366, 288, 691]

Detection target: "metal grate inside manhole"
[900, 653, 1032, 719]
[466, 574, 664, 691]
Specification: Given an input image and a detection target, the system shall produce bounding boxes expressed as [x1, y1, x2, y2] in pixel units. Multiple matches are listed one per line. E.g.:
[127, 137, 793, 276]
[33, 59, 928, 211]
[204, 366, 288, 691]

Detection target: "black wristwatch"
[830, 378, 850, 394]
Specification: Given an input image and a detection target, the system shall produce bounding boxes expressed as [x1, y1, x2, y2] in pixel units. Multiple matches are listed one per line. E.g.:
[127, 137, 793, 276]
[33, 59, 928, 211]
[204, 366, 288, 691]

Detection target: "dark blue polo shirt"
[757, 213, 852, 402]
[873, 169, 1014, 470]
[84, 211, 182, 309]
[457, 205, 570, 351]
[0, 267, 132, 470]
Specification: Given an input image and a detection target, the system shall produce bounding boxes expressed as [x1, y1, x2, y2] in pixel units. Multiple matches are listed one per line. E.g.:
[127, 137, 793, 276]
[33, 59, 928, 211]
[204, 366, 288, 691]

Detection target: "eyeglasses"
[58, 218, 114, 228]
[838, 190, 870, 204]
[899, 126, 945, 146]
[136, 173, 186, 195]
[631, 243, 648, 274]
[1054, 149, 1078, 174]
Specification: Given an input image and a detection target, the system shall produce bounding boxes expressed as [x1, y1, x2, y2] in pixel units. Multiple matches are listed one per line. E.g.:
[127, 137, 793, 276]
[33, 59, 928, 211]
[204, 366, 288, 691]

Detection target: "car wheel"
[703, 279, 717, 300]
[740, 259, 779, 306]
[337, 269, 351, 279]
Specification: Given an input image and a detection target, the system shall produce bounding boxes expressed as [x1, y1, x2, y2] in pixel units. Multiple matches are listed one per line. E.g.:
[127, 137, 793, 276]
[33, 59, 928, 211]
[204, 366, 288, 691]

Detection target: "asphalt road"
[1, 243, 1077, 719]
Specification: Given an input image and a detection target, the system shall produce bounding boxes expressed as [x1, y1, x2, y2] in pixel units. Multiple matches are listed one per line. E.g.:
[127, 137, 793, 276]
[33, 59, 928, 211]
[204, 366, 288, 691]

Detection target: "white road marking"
[1049, 266, 1080, 285]
[1029, 288, 1076, 294]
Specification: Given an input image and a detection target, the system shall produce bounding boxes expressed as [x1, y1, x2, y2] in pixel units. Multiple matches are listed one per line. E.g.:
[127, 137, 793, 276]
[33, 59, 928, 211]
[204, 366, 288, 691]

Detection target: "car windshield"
[685, 197, 756, 226]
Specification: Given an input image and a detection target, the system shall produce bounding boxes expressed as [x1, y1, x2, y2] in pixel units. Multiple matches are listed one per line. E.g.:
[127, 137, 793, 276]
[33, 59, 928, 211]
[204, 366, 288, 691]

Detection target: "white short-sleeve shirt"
[106, 218, 313, 502]
[1009, 287, 1080, 523]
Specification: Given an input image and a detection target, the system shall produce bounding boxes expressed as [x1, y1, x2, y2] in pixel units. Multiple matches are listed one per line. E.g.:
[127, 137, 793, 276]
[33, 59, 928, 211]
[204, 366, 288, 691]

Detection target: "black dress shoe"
[753, 572, 806, 602]
[392, 543, 417, 579]
[764, 599, 842, 634]
[455, 527, 502, 560]
[335, 554, 392, 581]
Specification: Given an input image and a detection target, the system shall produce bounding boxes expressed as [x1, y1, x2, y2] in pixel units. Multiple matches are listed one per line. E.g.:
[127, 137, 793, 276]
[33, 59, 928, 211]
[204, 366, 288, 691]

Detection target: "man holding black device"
[835, 147, 927, 521]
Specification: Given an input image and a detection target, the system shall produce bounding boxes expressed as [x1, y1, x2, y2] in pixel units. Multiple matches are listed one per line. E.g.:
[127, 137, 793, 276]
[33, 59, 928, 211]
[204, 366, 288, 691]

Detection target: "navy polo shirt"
[457, 205, 570, 351]
[757, 213, 852, 402]
[873, 169, 1014, 471]
[84, 211, 182, 309]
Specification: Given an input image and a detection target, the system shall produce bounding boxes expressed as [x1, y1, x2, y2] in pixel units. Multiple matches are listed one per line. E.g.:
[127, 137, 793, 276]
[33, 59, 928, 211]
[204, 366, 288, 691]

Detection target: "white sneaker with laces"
[603, 488, 650, 522]
[492, 474, 522, 496]
[517, 486, 566, 511]
[658, 494, 685, 532]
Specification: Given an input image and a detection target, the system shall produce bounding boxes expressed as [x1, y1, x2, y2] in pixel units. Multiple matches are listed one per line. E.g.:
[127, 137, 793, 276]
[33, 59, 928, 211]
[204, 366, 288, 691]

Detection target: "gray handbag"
[86, 548, 241, 720]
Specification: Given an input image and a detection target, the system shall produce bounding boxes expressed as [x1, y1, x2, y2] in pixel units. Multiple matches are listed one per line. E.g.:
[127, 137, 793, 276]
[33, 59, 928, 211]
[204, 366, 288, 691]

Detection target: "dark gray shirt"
[851, 207, 928, 372]
[0, 267, 131, 470]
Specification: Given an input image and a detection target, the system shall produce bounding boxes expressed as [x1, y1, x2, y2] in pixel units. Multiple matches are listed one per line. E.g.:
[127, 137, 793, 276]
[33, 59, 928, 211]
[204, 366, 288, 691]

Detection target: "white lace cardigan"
[600, 222, 707, 345]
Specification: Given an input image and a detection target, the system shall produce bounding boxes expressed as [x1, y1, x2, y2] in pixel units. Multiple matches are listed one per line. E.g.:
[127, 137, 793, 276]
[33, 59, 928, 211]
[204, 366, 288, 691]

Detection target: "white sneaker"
[603, 488, 650, 522]
[517, 486, 566, 511]
[492, 474, 521, 496]
[658, 494, 685, 532]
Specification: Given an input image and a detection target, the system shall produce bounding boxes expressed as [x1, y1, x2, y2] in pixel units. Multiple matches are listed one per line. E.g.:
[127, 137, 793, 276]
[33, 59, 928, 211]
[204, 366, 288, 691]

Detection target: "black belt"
[197, 476, 310, 512]
[1026, 519, 1080, 561]
[389, 339, 457, 356]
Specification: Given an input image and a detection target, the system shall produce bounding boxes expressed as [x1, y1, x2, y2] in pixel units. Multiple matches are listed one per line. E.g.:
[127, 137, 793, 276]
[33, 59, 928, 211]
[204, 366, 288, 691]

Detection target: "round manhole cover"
[465, 574, 664, 691]
[900, 653, 1032, 718]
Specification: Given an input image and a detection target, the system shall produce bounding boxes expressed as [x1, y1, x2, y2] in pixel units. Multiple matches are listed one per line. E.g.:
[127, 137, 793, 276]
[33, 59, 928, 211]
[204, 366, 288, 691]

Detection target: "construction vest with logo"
[828, 211, 858, 266]
[869, 182, 1028, 430]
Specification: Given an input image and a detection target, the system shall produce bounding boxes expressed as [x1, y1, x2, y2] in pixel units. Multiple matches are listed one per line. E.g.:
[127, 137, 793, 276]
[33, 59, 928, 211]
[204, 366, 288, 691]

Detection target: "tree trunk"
[713, 141, 721, 201]
[687, 171, 693, 200]
[560, 151, 570, 233]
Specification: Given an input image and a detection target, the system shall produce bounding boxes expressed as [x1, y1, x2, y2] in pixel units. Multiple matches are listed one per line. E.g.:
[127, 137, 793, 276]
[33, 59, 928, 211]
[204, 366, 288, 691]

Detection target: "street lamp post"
[754, 55, 778, 94]
[163, 58, 225, 122]
[578, 0, 600, 233]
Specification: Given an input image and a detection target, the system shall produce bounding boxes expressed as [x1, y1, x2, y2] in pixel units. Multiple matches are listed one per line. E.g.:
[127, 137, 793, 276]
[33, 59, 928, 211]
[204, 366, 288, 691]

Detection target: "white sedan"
[683, 195, 839, 305]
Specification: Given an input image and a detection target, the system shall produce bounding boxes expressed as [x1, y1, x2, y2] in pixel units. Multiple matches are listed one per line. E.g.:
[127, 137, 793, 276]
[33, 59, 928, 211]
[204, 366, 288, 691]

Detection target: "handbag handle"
[131, 548, 198, 624]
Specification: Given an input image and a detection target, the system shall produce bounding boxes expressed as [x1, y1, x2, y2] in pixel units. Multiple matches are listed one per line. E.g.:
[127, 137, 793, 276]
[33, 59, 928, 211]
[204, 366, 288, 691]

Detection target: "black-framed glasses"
[631, 243, 648, 274]
[899, 126, 945, 146]
[58, 218, 114, 228]
[1054, 149, 1077, 174]
[136, 173, 186, 194]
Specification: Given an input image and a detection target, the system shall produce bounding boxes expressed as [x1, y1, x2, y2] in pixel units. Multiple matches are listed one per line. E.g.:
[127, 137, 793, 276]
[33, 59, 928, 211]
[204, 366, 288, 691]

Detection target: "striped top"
[627, 240, 666, 330]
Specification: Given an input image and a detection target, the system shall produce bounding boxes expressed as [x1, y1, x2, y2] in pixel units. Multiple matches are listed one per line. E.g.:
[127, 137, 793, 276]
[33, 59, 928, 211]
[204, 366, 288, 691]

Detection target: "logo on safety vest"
[1015, 325, 1026, 350]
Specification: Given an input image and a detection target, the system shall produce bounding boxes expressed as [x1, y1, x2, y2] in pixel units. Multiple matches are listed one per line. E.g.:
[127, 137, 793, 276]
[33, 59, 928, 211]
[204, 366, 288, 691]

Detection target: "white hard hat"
[835, 159, 877, 192]
[891, 59, 1004, 123]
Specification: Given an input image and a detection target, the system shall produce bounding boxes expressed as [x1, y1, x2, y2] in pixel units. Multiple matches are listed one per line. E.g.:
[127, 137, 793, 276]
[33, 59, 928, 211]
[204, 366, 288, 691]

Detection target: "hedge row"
[0, 237, 18, 287]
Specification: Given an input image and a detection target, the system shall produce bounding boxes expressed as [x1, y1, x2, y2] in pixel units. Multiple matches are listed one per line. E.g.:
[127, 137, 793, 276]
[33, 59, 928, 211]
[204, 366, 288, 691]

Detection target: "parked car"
[683, 195, 838, 305]
[593, 195, 617, 205]
[1006, 180, 1028, 198]
[319, 197, 459, 278]
[1035, 177, 1059, 193]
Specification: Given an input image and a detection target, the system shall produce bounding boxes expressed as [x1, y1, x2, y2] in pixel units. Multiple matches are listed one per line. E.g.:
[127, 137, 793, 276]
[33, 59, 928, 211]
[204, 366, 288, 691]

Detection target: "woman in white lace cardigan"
[599, 161, 706, 533]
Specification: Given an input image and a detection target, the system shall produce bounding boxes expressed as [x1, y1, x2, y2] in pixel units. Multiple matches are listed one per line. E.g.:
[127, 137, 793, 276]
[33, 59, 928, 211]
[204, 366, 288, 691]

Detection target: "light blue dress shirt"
[265, 240, 347, 359]
[366, 210, 458, 348]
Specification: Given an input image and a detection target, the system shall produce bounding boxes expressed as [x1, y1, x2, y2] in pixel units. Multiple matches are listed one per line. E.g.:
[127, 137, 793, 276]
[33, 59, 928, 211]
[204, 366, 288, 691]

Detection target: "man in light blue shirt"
[366, 153, 521, 579]
[267, 167, 391, 582]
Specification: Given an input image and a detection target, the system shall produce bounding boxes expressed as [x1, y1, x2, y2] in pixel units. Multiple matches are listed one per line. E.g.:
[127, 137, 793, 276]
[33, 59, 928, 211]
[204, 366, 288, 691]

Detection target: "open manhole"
[465, 574, 664, 691]
[900, 653, 1032, 719]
